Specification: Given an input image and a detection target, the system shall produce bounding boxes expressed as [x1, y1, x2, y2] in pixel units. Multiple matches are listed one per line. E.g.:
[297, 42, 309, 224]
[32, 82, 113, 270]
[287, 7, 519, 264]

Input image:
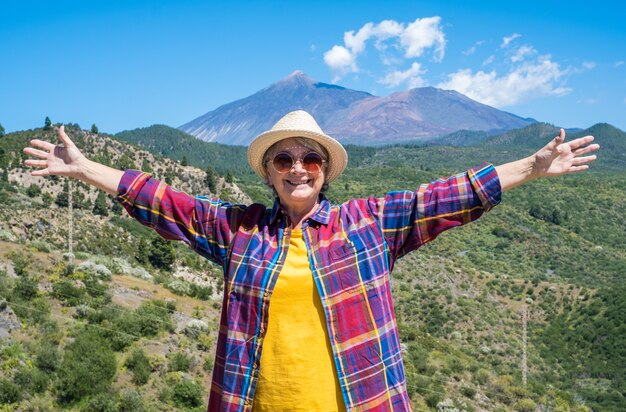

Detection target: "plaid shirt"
[117, 163, 501, 412]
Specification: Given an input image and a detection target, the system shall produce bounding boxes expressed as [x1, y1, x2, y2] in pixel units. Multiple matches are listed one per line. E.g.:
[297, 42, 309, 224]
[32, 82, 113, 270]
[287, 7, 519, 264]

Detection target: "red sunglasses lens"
[273, 153, 294, 172]
[302, 152, 323, 171]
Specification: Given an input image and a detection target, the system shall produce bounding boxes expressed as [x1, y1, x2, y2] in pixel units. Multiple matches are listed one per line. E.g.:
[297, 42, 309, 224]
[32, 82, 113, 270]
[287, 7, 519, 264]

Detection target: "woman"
[24, 110, 598, 411]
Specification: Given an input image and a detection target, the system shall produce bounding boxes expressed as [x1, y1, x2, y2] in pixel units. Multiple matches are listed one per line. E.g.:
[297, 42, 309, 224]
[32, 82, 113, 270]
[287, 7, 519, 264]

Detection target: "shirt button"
[264, 291, 270, 298]
[259, 327, 265, 335]
[244, 399, 252, 406]
[253, 362, 259, 369]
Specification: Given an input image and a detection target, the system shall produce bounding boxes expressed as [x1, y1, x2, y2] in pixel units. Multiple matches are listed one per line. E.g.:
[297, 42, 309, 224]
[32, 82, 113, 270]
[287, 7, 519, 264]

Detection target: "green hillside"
[0, 124, 624, 411]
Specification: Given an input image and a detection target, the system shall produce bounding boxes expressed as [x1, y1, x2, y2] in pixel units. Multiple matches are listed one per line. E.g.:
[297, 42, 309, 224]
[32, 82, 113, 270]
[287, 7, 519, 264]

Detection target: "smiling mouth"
[286, 179, 312, 186]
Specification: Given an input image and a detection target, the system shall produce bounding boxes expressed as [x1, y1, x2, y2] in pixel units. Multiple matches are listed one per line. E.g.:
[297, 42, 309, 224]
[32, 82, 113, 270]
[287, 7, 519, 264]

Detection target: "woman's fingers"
[24, 159, 48, 168]
[29, 139, 56, 152]
[573, 143, 600, 156]
[546, 129, 566, 150]
[568, 165, 589, 173]
[30, 168, 50, 177]
[568, 135, 595, 150]
[572, 155, 597, 166]
[23, 147, 49, 159]
[57, 125, 74, 147]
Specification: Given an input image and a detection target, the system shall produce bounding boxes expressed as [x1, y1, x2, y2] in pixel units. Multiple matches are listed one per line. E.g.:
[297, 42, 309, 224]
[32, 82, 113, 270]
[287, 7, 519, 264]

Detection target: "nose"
[290, 160, 306, 173]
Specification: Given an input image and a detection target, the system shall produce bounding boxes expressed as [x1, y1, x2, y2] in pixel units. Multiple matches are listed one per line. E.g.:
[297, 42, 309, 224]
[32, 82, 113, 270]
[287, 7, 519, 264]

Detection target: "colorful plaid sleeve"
[369, 162, 501, 261]
[115, 170, 247, 267]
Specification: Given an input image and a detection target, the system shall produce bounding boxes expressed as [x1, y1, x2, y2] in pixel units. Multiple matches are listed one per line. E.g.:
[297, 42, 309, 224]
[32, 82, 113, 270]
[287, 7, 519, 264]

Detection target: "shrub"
[135, 299, 174, 337]
[125, 349, 152, 385]
[514, 398, 537, 412]
[14, 276, 39, 300]
[171, 379, 204, 408]
[184, 319, 209, 339]
[84, 392, 119, 412]
[169, 351, 194, 372]
[30, 240, 52, 253]
[203, 356, 214, 373]
[0, 378, 21, 404]
[13, 366, 49, 394]
[118, 389, 146, 412]
[167, 279, 191, 296]
[7, 250, 30, 276]
[197, 333, 214, 351]
[191, 284, 213, 300]
[52, 280, 87, 306]
[461, 385, 477, 398]
[56, 329, 117, 404]
[425, 392, 442, 408]
[26, 184, 42, 197]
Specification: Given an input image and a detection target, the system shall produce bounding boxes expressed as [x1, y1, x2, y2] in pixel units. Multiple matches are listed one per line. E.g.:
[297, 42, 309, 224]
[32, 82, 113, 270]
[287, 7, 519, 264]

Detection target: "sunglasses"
[269, 151, 326, 174]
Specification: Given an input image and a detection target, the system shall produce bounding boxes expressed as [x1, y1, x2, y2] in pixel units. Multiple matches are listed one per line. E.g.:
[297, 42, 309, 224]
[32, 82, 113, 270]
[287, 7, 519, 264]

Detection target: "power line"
[67, 179, 73, 265]
[522, 303, 528, 387]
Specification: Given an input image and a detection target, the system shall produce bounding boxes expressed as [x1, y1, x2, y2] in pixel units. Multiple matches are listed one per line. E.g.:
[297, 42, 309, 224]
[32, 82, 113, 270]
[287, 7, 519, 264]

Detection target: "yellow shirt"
[252, 229, 346, 412]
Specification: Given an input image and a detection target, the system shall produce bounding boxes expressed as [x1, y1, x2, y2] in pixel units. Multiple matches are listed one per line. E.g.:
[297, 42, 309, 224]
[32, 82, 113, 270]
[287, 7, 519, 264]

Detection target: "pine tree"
[0, 122, 4, 137]
[55, 182, 69, 208]
[44, 116, 52, 130]
[141, 158, 153, 173]
[135, 237, 150, 266]
[91, 124, 99, 134]
[92, 191, 109, 216]
[148, 237, 176, 271]
[225, 171, 234, 183]
[205, 165, 217, 193]
[181, 156, 188, 167]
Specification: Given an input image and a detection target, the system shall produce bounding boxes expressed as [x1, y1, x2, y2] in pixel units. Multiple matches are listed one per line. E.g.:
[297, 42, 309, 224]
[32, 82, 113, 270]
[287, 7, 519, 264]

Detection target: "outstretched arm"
[23, 125, 123, 196]
[495, 129, 599, 192]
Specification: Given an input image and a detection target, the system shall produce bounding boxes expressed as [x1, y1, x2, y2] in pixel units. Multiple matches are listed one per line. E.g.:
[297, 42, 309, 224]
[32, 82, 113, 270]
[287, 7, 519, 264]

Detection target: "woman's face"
[265, 138, 326, 211]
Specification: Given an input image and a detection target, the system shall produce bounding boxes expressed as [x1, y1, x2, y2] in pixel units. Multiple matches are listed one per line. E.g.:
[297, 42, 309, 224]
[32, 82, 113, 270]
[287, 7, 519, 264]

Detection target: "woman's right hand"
[23, 125, 87, 178]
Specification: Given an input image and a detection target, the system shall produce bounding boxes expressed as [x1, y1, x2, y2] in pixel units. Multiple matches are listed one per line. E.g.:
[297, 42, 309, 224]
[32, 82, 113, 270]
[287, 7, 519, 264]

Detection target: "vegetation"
[56, 329, 117, 404]
[0, 121, 624, 410]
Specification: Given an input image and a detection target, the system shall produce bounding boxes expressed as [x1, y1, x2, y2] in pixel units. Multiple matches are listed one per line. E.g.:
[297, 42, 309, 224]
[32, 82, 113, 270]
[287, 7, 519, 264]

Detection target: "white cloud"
[463, 40, 484, 56]
[437, 57, 570, 107]
[400, 17, 446, 60]
[482, 55, 495, 66]
[501, 33, 521, 48]
[324, 17, 446, 81]
[615, 61, 625, 67]
[379, 62, 426, 88]
[582, 61, 596, 70]
[323, 45, 358, 79]
[511, 45, 536, 62]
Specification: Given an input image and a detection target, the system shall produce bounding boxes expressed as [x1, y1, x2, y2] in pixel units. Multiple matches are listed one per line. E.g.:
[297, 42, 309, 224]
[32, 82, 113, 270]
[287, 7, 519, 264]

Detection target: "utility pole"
[521, 304, 528, 386]
[68, 179, 73, 265]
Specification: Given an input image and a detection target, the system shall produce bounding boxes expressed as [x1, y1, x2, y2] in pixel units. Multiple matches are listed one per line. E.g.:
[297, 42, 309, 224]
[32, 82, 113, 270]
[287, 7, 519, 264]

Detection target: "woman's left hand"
[532, 129, 600, 178]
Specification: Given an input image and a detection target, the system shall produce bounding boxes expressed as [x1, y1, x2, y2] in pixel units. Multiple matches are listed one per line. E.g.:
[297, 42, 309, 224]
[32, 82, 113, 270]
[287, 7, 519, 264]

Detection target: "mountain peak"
[280, 70, 316, 84]
[288, 69, 306, 77]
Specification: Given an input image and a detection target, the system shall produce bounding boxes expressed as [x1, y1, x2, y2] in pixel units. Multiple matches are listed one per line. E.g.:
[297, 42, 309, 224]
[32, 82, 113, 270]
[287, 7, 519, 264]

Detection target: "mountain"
[179, 71, 535, 145]
[179, 71, 372, 145]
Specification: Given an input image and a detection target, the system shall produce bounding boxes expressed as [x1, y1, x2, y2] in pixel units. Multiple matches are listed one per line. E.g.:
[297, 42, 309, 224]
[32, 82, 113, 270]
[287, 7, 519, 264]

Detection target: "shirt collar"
[269, 194, 331, 226]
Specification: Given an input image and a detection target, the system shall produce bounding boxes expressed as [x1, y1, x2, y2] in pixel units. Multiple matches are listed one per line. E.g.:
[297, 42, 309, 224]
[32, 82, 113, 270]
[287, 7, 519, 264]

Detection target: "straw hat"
[247, 110, 348, 183]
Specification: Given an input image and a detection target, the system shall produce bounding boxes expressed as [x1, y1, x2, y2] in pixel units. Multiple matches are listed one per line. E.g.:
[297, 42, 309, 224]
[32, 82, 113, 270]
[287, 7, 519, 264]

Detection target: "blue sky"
[1, 0, 625, 134]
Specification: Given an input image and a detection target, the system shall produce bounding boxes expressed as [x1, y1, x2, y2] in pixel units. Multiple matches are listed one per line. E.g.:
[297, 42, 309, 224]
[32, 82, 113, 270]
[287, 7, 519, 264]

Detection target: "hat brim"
[248, 128, 348, 183]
